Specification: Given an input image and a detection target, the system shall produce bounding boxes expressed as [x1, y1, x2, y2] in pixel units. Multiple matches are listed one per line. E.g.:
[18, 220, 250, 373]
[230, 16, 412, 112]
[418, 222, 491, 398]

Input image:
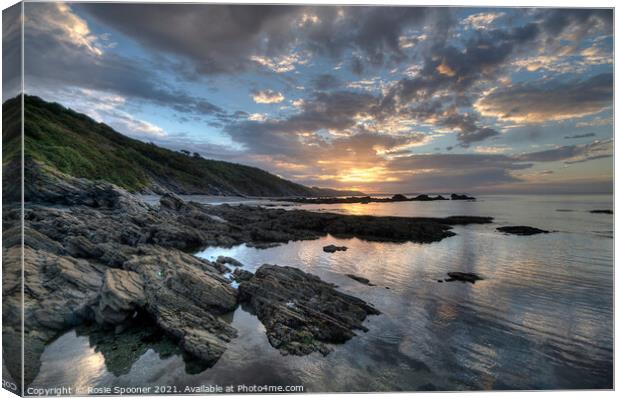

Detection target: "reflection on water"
[33, 195, 613, 391]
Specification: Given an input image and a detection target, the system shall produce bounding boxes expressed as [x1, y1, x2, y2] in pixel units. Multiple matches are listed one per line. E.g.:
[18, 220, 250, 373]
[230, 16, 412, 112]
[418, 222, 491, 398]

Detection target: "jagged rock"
[323, 244, 348, 253]
[497, 226, 549, 235]
[95, 269, 146, 325]
[123, 246, 238, 364]
[216, 256, 243, 267]
[239, 264, 380, 356]
[346, 274, 375, 286]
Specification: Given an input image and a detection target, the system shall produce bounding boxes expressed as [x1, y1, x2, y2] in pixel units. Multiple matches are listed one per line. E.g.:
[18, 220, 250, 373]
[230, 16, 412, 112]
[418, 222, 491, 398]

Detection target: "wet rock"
[95, 269, 146, 326]
[216, 255, 243, 267]
[391, 194, 408, 201]
[239, 264, 380, 356]
[346, 274, 375, 286]
[590, 209, 613, 214]
[445, 272, 483, 284]
[497, 226, 549, 235]
[232, 268, 254, 283]
[323, 244, 348, 253]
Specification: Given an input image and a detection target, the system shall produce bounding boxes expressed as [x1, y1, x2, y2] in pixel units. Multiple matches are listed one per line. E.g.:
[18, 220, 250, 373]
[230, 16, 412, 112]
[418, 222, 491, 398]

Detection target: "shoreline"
[3, 161, 493, 389]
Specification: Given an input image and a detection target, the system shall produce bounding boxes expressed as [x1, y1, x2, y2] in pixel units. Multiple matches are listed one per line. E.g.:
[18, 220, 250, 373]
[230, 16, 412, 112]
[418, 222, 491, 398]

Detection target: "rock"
[445, 272, 483, 284]
[497, 226, 549, 235]
[95, 269, 146, 325]
[391, 194, 408, 201]
[590, 210, 613, 214]
[159, 193, 186, 211]
[238, 264, 380, 356]
[323, 244, 348, 253]
[232, 268, 254, 283]
[346, 274, 375, 286]
[216, 256, 243, 267]
[64, 235, 105, 259]
[412, 194, 433, 201]
[451, 193, 476, 200]
[123, 246, 238, 364]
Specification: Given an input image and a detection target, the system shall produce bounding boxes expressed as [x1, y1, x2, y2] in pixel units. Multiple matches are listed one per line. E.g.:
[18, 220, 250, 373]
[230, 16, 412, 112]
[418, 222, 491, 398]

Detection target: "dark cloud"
[2, 3, 22, 101]
[80, 4, 447, 75]
[79, 3, 303, 75]
[23, 3, 225, 119]
[514, 139, 612, 163]
[539, 9, 612, 41]
[476, 73, 613, 123]
[565, 133, 596, 139]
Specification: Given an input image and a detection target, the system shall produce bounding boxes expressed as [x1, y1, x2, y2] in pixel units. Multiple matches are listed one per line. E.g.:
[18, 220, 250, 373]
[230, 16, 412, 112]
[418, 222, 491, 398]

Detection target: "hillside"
[2, 95, 363, 197]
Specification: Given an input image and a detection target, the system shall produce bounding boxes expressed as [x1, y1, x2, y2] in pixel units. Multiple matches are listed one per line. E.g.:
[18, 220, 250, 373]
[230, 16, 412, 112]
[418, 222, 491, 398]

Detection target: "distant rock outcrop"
[451, 193, 476, 200]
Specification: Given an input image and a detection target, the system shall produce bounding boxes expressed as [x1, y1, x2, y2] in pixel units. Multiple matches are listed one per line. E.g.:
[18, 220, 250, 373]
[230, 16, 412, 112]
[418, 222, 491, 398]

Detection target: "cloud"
[2, 3, 22, 101]
[311, 74, 341, 90]
[475, 73, 612, 123]
[251, 89, 285, 104]
[461, 12, 505, 30]
[250, 52, 308, 73]
[23, 2, 226, 120]
[515, 139, 612, 164]
[474, 145, 510, 154]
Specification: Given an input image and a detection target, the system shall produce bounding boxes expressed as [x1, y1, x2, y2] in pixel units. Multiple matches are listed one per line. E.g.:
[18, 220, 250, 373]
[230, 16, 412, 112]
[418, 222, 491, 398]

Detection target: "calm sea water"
[32, 195, 613, 391]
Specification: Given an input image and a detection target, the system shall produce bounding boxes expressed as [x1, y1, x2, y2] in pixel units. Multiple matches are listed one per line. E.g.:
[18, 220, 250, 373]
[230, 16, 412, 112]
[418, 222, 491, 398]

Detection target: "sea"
[31, 194, 613, 392]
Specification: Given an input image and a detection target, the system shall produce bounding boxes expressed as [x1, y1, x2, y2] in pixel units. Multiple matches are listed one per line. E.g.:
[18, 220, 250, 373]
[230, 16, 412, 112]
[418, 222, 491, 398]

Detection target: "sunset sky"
[5, 3, 613, 194]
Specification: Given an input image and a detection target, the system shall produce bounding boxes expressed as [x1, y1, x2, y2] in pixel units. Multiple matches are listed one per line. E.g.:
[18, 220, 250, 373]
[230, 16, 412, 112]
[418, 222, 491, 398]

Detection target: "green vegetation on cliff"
[3, 95, 361, 197]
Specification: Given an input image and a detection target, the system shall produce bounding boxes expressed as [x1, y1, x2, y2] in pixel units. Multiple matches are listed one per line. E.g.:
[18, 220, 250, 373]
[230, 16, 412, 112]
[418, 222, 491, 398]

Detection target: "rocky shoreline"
[2, 160, 494, 388]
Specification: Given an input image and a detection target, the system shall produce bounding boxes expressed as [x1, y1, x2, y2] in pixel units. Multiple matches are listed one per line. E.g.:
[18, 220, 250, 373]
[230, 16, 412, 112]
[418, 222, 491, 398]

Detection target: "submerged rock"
[497, 226, 549, 235]
[590, 210, 613, 214]
[346, 274, 375, 286]
[323, 244, 348, 253]
[445, 272, 483, 284]
[238, 264, 380, 356]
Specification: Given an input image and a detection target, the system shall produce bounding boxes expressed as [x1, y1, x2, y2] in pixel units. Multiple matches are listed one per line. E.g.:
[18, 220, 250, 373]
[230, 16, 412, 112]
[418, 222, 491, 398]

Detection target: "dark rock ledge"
[238, 265, 380, 356]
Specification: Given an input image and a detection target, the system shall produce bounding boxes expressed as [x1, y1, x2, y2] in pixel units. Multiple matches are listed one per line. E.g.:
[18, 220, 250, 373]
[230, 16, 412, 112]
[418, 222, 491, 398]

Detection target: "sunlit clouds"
[16, 3, 613, 194]
[251, 89, 285, 104]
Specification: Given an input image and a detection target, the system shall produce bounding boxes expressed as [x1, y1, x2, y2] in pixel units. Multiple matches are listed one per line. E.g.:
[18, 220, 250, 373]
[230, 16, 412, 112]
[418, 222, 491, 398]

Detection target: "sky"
[3, 2, 614, 194]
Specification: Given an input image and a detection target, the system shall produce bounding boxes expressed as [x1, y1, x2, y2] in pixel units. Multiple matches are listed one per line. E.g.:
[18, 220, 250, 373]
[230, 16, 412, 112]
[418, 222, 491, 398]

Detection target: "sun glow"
[336, 166, 400, 183]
